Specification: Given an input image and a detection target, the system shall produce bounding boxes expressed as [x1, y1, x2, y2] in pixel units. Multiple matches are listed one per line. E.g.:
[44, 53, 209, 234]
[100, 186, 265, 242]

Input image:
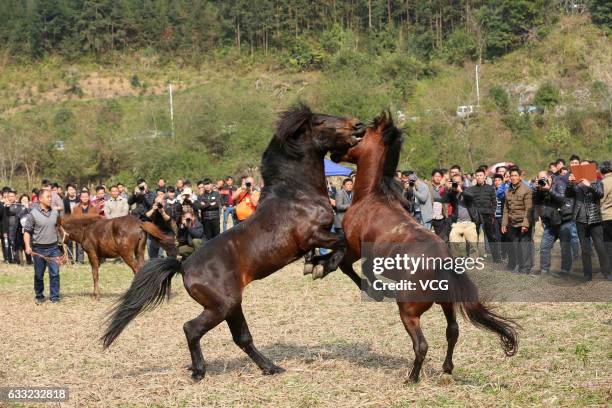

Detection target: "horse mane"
[61, 213, 103, 227]
[371, 110, 407, 207]
[273, 103, 313, 159]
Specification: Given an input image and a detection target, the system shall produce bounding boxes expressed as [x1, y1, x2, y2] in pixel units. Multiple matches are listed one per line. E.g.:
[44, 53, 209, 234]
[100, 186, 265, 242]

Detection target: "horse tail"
[101, 257, 182, 348]
[447, 272, 519, 356]
[141, 221, 177, 257]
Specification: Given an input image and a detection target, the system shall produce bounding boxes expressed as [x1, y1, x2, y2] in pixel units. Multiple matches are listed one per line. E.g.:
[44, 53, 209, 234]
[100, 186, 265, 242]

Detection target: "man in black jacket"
[469, 168, 501, 262]
[566, 171, 611, 281]
[534, 171, 573, 276]
[447, 175, 481, 257]
[128, 178, 154, 221]
[196, 179, 221, 240]
[2, 190, 21, 264]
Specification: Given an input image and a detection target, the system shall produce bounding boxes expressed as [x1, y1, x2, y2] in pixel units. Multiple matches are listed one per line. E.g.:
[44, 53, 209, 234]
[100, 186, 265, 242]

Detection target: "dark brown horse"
[101, 104, 365, 381]
[59, 214, 176, 300]
[322, 112, 519, 382]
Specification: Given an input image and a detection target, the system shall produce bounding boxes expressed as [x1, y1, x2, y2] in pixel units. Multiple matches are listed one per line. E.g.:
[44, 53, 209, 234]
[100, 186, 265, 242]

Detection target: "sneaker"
[540, 269, 549, 275]
[35, 297, 45, 305]
[50, 298, 60, 303]
[551, 271, 569, 278]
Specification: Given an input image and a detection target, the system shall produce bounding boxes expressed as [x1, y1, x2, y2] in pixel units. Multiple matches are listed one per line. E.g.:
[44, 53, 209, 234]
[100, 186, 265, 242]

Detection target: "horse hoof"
[185, 364, 194, 371]
[303, 263, 314, 275]
[312, 265, 325, 280]
[262, 365, 286, 375]
[191, 370, 206, 382]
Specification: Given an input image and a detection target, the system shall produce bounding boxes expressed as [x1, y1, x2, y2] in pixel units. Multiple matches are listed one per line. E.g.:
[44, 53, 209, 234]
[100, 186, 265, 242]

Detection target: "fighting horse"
[319, 112, 519, 382]
[59, 214, 176, 300]
[101, 104, 365, 381]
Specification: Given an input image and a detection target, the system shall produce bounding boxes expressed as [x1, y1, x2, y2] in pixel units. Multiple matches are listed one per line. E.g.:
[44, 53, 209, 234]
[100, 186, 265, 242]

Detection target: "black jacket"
[128, 191, 154, 221]
[176, 219, 204, 246]
[447, 189, 481, 224]
[196, 191, 221, 220]
[534, 188, 564, 226]
[468, 183, 496, 217]
[565, 181, 604, 225]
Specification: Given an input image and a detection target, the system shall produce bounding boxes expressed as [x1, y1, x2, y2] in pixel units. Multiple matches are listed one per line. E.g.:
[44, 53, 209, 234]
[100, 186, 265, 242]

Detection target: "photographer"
[232, 176, 260, 223]
[447, 174, 481, 257]
[534, 171, 573, 276]
[176, 205, 204, 259]
[90, 185, 107, 217]
[469, 168, 501, 263]
[128, 178, 155, 221]
[195, 179, 221, 240]
[406, 172, 432, 229]
[333, 178, 353, 239]
[566, 170, 610, 281]
[144, 189, 174, 259]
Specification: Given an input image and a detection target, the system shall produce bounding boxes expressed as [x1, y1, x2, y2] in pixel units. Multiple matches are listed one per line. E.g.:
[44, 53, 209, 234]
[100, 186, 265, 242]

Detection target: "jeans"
[147, 235, 163, 259]
[575, 222, 610, 279]
[33, 245, 61, 300]
[223, 206, 236, 231]
[540, 222, 573, 273]
[506, 226, 533, 273]
[570, 221, 580, 257]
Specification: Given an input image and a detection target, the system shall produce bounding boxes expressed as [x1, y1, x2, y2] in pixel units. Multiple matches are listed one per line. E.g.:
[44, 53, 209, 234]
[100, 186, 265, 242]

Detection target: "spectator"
[428, 169, 448, 242]
[333, 178, 353, 239]
[176, 179, 185, 194]
[469, 168, 501, 262]
[164, 186, 180, 224]
[601, 161, 612, 256]
[447, 174, 481, 257]
[15, 194, 33, 265]
[233, 176, 260, 223]
[90, 185, 107, 216]
[220, 176, 238, 231]
[534, 171, 573, 276]
[196, 179, 221, 240]
[144, 189, 174, 259]
[501, 167, 534, 274]
[128, 178, 154, 221]
[401, 171, 415, 215]
[493, 174, 509, 261]
[176, 205, 204, 258]
[2, 190, 21, 264]
[157, 178, 167, 193]
[408, 172, 433, 230]
[104, 185, 129, 219]
[42, 180, 64, 215]
[63, 184, 79, 215]
[0, 186, 9, 263]
[23, 189, 62, 304]
[116, 182, 128, 199]
[566, 170, 611, 281]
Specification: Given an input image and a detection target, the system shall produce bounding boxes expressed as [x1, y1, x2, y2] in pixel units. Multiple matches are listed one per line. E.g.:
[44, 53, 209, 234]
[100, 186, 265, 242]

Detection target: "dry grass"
[0, 260, 610, 407]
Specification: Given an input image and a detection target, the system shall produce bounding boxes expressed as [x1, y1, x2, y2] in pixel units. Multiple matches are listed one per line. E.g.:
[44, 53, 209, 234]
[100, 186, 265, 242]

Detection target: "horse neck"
[353, 144, 386, 203]
[62, 218, 93, 242]
[262, 143, 327, 196]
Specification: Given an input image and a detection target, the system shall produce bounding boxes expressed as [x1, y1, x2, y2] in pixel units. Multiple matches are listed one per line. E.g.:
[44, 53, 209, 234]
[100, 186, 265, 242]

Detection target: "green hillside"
[0, 13, 610, 190]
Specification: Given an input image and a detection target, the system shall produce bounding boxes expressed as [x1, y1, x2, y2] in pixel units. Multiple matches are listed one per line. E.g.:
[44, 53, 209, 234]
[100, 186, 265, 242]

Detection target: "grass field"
[0, 260, 610, 407]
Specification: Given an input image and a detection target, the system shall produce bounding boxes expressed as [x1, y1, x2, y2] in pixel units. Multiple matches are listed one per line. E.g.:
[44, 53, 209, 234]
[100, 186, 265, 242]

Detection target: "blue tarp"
[324, 158, 352, 177]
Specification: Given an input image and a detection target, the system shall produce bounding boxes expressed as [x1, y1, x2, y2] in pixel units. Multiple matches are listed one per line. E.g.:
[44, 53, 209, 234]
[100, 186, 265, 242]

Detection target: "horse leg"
[440, 302, 459, 374]
[303, 249, 316, 275]
[338, 259, 363, 289]
[398, 302, 432, 383]
[308, 229, 346, 279]
[86, 250, 101, 301]
[226, 305, 285, 375]
[135, 233, 146, 269]
[120, 249, 139, 274]
[183, 308, 226, 382]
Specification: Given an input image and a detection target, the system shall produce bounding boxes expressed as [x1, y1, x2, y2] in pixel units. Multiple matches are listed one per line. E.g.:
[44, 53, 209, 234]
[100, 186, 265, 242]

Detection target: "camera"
[156, 202, 163, 210]
[451, 182, 458, 189]
[538, 178, 547, 187]
[245, 182, 252, 188]
[139, 185, 145, 192]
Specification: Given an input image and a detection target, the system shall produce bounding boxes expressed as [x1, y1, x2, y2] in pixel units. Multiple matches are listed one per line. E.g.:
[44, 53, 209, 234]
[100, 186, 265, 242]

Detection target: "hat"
[181, 187, 193, 197]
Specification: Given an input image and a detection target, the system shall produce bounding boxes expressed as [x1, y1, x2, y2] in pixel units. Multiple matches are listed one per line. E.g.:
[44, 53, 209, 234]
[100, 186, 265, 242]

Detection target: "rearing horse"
[101, 104, 365, 381]
[328, 112, 519, 382]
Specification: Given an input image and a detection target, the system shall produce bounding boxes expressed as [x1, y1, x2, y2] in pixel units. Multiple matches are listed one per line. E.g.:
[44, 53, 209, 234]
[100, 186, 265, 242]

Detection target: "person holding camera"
[447, 174, 481, 257]
[128, 178, 155, 221]
[534, 171, 573, 276]
[428, 169, 449, 242]
[407, 172, 432, 230]
[232, 176, 260, 223]
[195, 179, 221, 240]
[501, 166, 534, 274]
[176, 205, 204, 258]
[469, 168, 501, 263]
[144, 189, 174, 259]
[566, 169, 610, 281]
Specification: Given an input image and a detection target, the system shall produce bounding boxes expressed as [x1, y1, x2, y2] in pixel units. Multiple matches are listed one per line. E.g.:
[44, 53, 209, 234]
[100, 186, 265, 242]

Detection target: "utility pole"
[168, 83, 175, 137]
[475, 64, 480, 107]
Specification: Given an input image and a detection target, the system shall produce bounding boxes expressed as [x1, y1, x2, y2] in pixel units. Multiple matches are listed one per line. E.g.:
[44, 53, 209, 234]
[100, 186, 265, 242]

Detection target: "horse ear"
[275, 103, 312, 158]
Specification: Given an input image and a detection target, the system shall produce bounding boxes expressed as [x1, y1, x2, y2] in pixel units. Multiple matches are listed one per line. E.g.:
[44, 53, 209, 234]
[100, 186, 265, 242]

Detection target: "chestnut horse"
[59, 214, 176, 300]
[320, 112, 519, 382]
[101, 104, 365, 381]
